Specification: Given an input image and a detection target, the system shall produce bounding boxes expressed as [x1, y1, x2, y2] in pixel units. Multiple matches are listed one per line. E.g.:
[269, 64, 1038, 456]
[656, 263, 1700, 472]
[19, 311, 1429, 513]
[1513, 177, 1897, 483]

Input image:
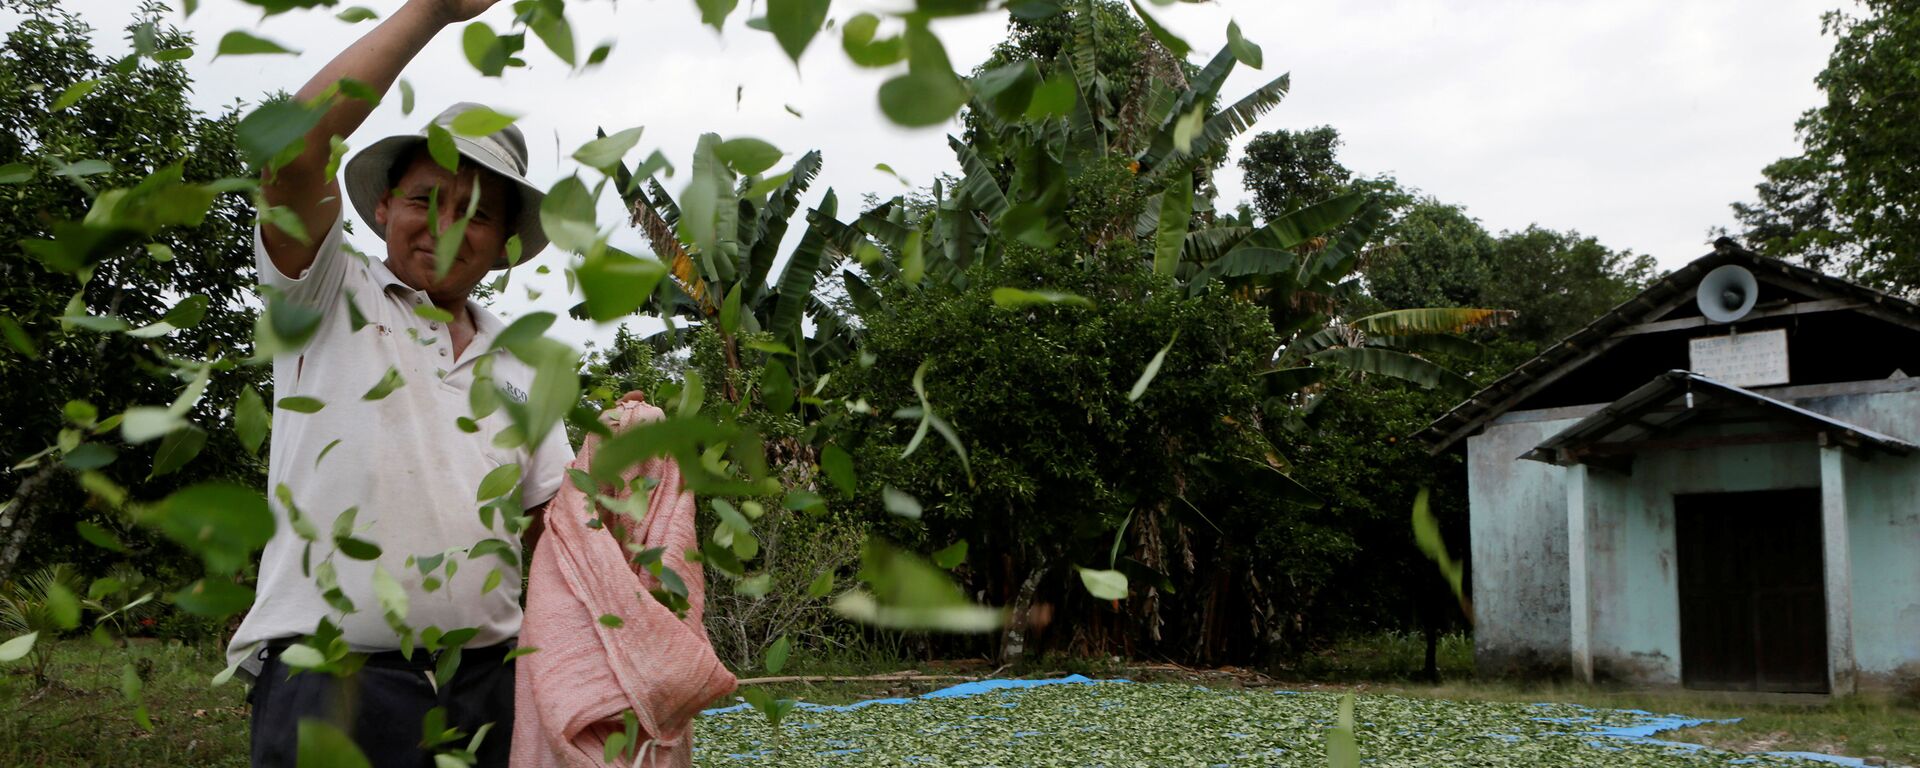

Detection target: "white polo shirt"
[228, 215, 573, 669]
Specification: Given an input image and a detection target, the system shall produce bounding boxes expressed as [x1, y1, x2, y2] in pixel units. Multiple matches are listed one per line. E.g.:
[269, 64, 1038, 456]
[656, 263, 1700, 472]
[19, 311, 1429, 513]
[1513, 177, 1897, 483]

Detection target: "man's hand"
[260, 0, 504, 280]
[416, 0, 505, 24]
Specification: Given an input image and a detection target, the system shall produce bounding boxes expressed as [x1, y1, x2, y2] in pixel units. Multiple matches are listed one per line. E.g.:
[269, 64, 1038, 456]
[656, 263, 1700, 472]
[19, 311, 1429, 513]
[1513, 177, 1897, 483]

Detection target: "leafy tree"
[807, 0, 1509, 665]
[1279, 376, 1470, 654]
[1233, 127, 1652, 672]
[1239, 129, 1476, 316]
[579, 323, 682, 407]
[1363, 200, 1496, 312]
[1242, 126, 1653, 355]
[829, 206, 1285, 664]
[0, 1, 264, 587]
[1239, 126, 1360, 222]
[1731, 0, 1920, 292]
[983, 0, 1149, 93]
[1370, 218, 1653, 357]
[1481, 226, 1656, 349]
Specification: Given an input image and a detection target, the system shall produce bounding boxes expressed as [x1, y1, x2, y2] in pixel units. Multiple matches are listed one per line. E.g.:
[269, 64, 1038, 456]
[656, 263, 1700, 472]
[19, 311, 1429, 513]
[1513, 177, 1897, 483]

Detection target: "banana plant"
[1180, 190, 1514, 401]
[828, 0, 1505, 406]
[825, 0, 1299, 297]
[604, 148, 863, 403]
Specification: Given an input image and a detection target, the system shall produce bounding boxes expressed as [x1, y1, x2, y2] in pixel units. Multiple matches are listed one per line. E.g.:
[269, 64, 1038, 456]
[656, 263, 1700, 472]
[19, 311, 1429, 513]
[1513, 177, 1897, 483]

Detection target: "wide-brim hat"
[343, 102, 546, 269]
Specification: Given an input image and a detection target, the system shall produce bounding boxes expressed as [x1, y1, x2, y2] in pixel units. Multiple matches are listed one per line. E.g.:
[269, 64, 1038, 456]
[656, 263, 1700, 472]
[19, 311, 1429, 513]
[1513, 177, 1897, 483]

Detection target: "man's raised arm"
[258, 0, 501, 277]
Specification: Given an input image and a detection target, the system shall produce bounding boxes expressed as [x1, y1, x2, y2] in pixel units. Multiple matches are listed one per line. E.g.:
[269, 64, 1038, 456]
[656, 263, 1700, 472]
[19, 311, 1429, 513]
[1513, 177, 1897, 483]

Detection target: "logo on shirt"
[502, 382, 529, 403]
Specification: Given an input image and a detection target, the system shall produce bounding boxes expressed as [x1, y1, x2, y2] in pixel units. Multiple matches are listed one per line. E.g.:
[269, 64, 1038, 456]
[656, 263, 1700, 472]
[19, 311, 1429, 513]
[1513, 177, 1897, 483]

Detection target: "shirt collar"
[369, 256, 504, 368]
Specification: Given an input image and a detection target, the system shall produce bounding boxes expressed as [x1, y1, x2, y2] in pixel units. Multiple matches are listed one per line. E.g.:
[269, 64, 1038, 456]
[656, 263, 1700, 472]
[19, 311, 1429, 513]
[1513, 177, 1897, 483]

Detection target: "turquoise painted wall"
[1470, 388, 1920, 687]
[1809, 391, 1920, 681]
[1586, 442, 1820, 684]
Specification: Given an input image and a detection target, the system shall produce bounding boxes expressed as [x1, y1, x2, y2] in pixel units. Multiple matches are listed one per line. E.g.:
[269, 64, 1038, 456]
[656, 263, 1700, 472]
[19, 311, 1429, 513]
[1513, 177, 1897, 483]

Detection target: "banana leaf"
[1307, 197, 1389, 279]
[1282, 325, 1355, 361]
[1251, 192, 1366, 252]
[858, 207, 916, 251]
[1262, 365, 1329, 397]
[744, 151, 823, 302]
[1136, 48, 1236, 171]
[632, 190, 710, 315]
[1069, 0, 1100, 113]
[1350, 308, 1513, 336]
[1181, 72, 1290, 167]
[1369, 333, 1486, 359]
[948, 136, 1010, 222]
[1180, 226, 1255, 264]
[1308, 346, 1476, 393]
[769, 196, 840, 338]
[842, 268, 885, 316]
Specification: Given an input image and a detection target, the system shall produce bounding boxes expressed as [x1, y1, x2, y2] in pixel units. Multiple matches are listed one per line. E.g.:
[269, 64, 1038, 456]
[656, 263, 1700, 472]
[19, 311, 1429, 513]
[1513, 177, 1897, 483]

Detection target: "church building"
[1421, 241, 1920, 694]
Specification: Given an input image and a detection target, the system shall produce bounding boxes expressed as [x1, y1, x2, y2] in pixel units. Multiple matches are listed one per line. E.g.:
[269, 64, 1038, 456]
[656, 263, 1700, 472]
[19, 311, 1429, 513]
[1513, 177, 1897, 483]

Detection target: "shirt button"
[429, 323, 440, 330]
[439, 349, 449, 358]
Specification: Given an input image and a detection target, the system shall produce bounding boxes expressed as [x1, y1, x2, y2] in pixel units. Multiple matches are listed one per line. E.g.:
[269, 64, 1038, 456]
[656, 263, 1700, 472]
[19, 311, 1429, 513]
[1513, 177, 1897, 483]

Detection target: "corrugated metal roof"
[1520, 370, 1916, 465]
[1418, 244, 1920, 454]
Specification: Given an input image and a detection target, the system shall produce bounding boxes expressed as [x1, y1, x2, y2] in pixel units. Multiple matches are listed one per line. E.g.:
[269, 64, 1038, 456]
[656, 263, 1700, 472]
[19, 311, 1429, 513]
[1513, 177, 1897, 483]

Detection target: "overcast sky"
[48, 0, 1844, 351]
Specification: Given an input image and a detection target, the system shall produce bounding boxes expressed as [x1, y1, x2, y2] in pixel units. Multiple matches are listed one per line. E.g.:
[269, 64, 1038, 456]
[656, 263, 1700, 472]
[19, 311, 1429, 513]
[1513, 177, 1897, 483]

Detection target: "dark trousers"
[248, 643, 516, 768]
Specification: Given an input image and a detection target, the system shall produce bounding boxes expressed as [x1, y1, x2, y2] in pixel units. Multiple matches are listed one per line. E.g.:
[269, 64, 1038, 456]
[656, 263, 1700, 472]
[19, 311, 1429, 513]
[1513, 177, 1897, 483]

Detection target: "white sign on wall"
[1689, 329, 1790, 387]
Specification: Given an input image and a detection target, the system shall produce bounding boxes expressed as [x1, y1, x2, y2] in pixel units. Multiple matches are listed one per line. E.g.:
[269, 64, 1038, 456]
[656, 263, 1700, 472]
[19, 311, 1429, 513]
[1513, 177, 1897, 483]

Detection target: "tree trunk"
[1422, 619, 1440, 683]
[0, 464, 57, 585]
[998, 558, 1049, 666]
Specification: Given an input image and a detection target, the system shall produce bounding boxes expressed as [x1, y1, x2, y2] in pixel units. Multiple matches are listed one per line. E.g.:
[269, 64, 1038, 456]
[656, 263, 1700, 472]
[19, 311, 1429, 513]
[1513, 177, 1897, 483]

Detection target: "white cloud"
[45, 0, 1836, 349]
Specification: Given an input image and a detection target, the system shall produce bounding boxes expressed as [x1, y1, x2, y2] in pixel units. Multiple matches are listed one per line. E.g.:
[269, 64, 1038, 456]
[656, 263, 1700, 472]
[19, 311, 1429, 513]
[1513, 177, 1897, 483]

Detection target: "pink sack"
[512, 399, 737, 767]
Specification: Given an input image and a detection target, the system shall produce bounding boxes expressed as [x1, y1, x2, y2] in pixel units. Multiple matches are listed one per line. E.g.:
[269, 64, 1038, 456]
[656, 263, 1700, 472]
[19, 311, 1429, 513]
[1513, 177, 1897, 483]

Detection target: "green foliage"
[831, 230, 1281, 655]
[1241, 126, 1654, 356]
[1240, 126, 1392, 223]
[0, 2, 267, 591]
[704, 492, 868, 671]
[1263, 374, 1471, 646]
[1731, 0, 1920, 293]
[1368, 208, 1654, 354]
[0, 564, 83, 682]
[1362, 200, 1496, 310]
[0, 0, 1584, 753]
[1284, 631, 1476, 682]
[613, 148, 856, 394]
[1478, 226, 1656, 347]
[983, 1, 1147, 95]
[579, 324, 682, 411]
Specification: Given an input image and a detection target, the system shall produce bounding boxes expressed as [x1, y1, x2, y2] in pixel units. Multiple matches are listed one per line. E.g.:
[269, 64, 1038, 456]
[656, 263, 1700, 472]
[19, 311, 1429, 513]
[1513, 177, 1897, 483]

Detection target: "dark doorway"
[1675, 489, 1829, 693]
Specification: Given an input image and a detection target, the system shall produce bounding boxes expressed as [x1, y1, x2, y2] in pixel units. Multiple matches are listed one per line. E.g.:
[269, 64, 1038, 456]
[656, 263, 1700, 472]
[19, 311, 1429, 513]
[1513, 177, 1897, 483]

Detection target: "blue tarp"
[1520, 702, 1869, 766]
[701, 674, 1122, 716]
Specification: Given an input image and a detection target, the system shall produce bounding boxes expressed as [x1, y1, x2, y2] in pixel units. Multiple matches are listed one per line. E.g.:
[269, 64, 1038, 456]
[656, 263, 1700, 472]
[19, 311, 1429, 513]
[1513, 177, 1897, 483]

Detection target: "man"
[228, 0, 572, 765]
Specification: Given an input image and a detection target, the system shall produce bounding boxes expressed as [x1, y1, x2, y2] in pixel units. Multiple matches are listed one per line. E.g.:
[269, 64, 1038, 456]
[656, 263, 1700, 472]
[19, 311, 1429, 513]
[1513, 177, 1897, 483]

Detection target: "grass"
[4, 637, 1914, 766]
[0, 639, 249, 767]
[1275, 631, 1478, 682]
